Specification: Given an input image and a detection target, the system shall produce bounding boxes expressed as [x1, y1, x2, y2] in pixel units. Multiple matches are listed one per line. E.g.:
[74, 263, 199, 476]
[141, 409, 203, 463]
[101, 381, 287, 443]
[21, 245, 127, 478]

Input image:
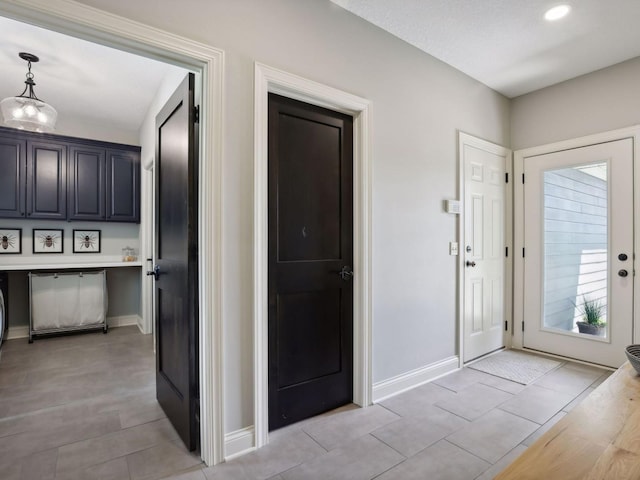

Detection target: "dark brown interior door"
[268, 93, 354, 431]
[153, 73, 199, 450]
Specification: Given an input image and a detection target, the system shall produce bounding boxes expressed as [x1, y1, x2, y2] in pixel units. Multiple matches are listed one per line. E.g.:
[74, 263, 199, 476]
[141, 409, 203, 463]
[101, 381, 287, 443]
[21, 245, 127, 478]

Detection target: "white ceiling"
[330, 0, 640, 98]
[0, 15, 186, 136]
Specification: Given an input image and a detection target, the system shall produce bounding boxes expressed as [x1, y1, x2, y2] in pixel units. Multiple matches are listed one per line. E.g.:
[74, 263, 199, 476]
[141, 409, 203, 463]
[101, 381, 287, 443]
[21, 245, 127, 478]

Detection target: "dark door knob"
[338, 265, 354, 281]
[466, 261, 476, 267]
[619, 253, 628, 261]
[619, 269, 629, 278]
[146, 265, 160, 280]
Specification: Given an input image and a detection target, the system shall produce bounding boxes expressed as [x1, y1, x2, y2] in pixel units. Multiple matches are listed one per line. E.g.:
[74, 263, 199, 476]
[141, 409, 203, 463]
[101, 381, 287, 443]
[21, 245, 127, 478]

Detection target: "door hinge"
[505, 246, 509, 257]
[522, 247, 525, 258]
[505, 320, 508, 332]
[522, 173, 525, 184]
[505, 172, 509, 183]
[522, 321, 525, 332]
[194, 105, 200, 123]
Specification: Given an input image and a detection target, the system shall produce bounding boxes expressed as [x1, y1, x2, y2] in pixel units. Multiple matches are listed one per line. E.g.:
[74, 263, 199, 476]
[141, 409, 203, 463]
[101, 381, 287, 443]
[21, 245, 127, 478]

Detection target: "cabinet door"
[26, 141, 67, 219]
[0, 134, 26, 218]
[106, 149, 140, 223]
[68, 146, 105, 221]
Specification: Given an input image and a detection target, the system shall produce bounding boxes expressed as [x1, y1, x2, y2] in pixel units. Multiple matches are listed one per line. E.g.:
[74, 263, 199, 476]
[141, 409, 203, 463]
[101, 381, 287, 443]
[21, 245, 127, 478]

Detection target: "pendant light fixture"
[1, 52, 57, 133]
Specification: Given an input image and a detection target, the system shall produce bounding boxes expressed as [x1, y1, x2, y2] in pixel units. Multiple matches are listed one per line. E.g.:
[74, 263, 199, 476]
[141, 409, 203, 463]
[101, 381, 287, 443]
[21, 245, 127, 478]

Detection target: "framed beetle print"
[73, 230, 101, 253]
[0, 228, 21, 254]
[33, 229, 64, 254]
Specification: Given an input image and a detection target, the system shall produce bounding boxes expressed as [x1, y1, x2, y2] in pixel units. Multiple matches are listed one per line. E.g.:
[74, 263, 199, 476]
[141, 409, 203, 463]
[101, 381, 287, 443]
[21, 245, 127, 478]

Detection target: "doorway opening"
[516, 137, 634, 368]
[0, 2, 223, 465]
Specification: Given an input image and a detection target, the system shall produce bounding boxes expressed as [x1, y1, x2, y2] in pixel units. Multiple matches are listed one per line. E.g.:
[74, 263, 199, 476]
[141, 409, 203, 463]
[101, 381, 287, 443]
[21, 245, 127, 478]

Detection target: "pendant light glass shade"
[1, 53, 57, 133]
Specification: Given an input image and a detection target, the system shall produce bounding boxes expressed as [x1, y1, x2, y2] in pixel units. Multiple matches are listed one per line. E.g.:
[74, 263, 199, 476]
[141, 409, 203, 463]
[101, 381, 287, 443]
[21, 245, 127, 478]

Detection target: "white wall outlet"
[449, 241, 458, 256]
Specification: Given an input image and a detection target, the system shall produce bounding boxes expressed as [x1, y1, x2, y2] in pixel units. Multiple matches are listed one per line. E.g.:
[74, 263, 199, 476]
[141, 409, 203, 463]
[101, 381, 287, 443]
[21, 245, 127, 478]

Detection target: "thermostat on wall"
[445, 199, 460, 214]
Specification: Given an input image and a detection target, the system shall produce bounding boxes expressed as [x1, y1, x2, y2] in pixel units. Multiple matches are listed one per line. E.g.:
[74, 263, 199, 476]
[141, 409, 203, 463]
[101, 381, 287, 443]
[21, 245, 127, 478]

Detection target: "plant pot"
[576, 321, 606, 337]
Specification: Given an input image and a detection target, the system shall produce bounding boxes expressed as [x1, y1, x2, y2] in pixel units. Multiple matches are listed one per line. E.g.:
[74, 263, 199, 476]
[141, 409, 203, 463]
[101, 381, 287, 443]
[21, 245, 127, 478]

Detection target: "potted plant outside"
[576, 296, 606, 336]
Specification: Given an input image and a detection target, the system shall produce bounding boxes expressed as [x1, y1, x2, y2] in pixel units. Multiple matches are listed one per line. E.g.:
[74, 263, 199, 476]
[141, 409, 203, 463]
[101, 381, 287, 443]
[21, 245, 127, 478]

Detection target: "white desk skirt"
[30, 271, 107, 331]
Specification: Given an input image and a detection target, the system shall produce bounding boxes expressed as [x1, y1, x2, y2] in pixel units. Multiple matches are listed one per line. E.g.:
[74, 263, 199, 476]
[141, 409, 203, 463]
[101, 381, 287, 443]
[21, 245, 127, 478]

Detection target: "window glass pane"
[543, 162, 608, 338]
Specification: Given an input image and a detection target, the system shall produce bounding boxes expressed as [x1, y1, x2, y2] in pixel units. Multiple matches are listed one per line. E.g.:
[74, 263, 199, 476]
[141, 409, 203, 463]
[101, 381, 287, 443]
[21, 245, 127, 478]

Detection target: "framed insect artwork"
[73, 230, 101, 253]
[0, 228, 22, 254]
[33, 229, 64, 254]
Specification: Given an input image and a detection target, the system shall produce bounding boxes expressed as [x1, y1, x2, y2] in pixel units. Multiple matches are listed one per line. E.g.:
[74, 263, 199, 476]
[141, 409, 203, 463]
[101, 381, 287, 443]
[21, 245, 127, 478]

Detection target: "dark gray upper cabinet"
[0, 127, 140, 223]
[26, 140, 67, 220]
[106, 149, 140, 223]
[0, 133, 26, 218]
[68, 145, 106, 221]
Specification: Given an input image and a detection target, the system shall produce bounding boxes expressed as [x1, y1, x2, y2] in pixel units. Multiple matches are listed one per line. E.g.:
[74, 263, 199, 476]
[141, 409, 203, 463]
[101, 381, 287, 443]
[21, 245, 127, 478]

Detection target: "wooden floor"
[0, 326, 202, 479]
[496, 361, 640, 480]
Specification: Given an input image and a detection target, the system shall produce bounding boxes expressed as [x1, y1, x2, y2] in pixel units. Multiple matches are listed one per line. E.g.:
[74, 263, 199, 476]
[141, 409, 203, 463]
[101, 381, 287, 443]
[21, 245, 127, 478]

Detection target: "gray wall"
[76, 0, 510, 433]
[511, 56, 640, 149]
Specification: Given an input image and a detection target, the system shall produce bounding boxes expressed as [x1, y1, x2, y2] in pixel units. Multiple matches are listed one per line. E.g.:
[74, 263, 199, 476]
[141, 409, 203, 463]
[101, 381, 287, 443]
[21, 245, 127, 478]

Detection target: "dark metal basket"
[625, 345, 640, 374]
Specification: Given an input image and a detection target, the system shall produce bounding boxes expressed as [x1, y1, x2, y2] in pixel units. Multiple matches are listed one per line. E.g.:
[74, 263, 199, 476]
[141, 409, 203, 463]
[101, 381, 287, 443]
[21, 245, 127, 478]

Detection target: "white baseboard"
[6, 316, 142, 339]
[372, 356, 460, 403]
[225, 426, 256, 460]
[7, 326, 29, 340]
[107, 315, 142, 330]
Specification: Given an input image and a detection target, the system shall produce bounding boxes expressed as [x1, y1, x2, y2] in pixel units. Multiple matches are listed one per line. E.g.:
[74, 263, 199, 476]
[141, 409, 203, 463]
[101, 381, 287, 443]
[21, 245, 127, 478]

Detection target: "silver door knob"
[466, 261, 476, 267]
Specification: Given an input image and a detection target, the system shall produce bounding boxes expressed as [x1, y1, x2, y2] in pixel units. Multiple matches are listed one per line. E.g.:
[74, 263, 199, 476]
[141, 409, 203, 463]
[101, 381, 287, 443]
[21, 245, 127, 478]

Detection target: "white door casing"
[0, 0, 225, 465]
[521, 139, 633, 368]
[254, 63, 372, 450]
[459, 133, 511, 363]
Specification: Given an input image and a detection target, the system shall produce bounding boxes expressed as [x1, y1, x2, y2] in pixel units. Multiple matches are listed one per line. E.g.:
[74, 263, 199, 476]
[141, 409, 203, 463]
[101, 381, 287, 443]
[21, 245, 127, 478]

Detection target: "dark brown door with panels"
[268, 93, 354, 430]
[152, 73, 199, 450]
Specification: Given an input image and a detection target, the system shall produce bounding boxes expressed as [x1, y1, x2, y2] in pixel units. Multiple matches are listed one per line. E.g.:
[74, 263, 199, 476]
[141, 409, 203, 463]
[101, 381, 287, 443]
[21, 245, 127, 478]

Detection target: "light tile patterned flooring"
[0, 326, 612, 479]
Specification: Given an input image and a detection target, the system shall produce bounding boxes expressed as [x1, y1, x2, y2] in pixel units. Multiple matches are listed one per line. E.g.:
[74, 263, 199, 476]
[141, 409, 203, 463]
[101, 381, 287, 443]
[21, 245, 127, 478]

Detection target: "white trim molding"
[107, 314, 142, 329]
[253, 63, 373, 449]
[8, 317, 142, 339]
[7, 326, 29, 340]
[225, 426, 256, 461]
[0, 0, 225, 466]
[372, 356, 459, 403]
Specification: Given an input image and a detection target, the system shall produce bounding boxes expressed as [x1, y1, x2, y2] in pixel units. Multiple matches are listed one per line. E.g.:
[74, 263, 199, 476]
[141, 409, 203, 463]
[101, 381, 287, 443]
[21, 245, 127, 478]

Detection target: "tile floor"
[0, 326, 613, 479]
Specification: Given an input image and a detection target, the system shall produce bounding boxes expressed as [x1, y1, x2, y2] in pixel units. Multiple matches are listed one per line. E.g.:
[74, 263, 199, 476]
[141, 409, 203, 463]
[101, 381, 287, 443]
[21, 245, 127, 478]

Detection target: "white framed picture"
[33, 229, 64, 254]
[73, 230, 101, 253]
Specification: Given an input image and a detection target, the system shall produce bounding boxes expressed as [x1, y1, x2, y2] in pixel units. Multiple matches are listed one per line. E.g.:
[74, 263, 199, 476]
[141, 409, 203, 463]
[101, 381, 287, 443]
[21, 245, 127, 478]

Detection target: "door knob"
[146, 265, 160, 280]
[619, 269, 629, 278]
[466, 261, 476, 267]
[338, 265, 354, 281]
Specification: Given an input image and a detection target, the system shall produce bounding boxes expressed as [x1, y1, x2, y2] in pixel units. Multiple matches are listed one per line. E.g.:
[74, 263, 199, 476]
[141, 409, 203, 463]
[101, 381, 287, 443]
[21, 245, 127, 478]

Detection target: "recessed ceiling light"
[545, 5, 571, 21]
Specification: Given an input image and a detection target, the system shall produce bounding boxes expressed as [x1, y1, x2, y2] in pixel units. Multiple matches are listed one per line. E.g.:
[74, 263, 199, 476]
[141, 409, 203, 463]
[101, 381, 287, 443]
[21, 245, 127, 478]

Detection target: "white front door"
[522, 139, 633, 367]
[461, 133, 510, 362]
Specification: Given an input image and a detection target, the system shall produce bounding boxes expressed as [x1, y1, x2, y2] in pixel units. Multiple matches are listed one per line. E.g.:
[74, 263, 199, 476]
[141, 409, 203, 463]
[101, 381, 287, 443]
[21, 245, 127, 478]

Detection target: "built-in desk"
[496, 362, 640, 480]
[0, 256, 142, 271]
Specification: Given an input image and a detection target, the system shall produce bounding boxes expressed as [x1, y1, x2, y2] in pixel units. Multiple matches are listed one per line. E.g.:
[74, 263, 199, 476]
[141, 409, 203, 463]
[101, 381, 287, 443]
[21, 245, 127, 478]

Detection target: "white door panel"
[462, 135, 509, 362]
[522, 139, 633, 367]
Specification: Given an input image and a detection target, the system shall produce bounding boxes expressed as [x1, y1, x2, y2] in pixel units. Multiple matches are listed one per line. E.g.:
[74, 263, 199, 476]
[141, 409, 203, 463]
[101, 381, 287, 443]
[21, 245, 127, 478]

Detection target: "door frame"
[0, 0, 225, 465]
[458, 132, 513, 365]
[513, 125, 640, 355]
[254, 63, 372, 449]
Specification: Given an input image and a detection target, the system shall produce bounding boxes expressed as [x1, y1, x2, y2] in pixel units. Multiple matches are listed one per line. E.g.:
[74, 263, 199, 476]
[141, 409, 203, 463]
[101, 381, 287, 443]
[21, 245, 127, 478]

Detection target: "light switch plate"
[445, 199, 461, 214]
[450, 242, 458, 256]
